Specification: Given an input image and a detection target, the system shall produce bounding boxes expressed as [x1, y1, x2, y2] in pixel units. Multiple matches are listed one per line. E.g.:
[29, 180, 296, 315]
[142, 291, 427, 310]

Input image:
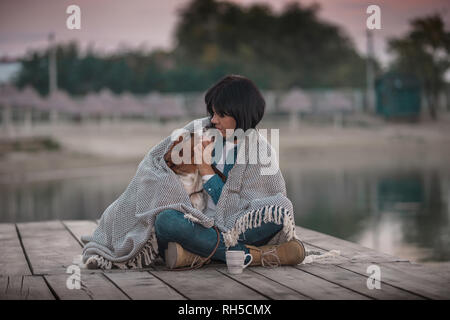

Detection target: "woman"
[81, 74, 305, 270]
[155, 75, 306, 269]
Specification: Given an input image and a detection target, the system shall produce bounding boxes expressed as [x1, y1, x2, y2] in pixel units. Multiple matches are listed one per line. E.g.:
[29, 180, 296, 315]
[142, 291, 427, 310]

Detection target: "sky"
[0, 0, 449, 68]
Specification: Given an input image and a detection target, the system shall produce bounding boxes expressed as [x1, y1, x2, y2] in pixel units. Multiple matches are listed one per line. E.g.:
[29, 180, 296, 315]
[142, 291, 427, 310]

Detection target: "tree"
[388, 14, 450, 120]
[173, 0, 368, 89]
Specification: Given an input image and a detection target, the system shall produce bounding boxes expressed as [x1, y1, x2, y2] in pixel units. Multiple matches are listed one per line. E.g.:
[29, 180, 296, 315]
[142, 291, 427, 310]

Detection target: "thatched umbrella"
[82, 93, 109, 118]
[44, 90, 81, 123]
[114, 92, 146, 117]
[12, 86, 46, 130]
[0, 85, 20, 107]
[143, 92, 186, 121]
[317, 91, 354, 113]
[98, 89, 121, 119]
[279, 88, 313, 114]
[0, 85, 19, 134]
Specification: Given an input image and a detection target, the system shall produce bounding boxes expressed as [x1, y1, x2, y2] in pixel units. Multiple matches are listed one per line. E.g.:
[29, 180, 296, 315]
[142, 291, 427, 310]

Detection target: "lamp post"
[48, 32, 58, 94]
[366, 29, 376, 114]
[48, 32, 59, 125]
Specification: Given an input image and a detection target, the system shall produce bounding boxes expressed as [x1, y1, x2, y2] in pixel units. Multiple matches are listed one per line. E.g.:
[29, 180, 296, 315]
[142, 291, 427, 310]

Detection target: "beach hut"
[375, 72, 421, 120]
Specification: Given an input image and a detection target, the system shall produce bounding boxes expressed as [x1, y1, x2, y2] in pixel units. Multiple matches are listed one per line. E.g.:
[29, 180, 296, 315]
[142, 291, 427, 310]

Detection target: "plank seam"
[215, 268, 273, 300]
[247, 268, 315, 300]
[101, 272, 132, 300]
[147, 271, 190, 300]
[14, 224, 34, 275]
[61, 221, 84, 248]
[42, 275, 60, 300]
[293, 265, 375, 300]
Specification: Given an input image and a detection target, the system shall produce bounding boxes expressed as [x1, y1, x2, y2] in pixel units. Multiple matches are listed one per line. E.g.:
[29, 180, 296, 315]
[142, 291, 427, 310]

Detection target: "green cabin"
[375, 72, 421, 120]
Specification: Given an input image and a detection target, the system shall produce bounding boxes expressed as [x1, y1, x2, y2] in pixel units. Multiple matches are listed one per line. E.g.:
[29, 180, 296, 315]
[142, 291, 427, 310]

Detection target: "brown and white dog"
[164, 131, 210, 211]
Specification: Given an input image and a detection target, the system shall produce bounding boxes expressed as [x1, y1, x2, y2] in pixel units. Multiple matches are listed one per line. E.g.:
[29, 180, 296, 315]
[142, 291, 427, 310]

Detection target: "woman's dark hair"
[204, 74, 265, 131]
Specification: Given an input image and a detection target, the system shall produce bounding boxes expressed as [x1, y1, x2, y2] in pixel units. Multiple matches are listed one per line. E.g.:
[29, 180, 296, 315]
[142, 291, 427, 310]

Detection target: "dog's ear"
[164, 135, 184, 163]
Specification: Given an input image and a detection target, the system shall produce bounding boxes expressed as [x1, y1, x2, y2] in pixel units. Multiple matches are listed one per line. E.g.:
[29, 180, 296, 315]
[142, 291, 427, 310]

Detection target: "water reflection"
[0, 164, 449, 263]
[0, 172, 133, 222]
[285, 166, 450, 262]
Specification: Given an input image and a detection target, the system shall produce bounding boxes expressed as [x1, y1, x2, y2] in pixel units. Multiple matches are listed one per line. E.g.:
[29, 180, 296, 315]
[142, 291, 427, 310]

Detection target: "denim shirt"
[202, 140, 239, 218]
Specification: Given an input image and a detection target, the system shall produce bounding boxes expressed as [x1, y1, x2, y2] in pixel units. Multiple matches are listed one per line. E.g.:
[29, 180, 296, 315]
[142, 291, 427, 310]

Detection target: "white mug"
[225, 250, 253, 274]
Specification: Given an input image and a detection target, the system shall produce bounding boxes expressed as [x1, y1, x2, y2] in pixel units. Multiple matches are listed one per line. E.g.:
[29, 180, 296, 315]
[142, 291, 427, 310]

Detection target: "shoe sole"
[165, 242, 179, 269]
[296, 239, 306, 264]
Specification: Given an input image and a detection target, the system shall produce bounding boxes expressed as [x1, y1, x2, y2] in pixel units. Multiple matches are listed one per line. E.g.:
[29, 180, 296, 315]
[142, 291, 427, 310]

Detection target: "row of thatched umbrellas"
[0, 85, 358, 122]
[0, 86, 191, 119]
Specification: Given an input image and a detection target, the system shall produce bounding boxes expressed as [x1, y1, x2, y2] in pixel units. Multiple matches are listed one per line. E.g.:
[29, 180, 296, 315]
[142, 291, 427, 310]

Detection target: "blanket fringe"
[183, 213, 202, 224]
[86, 228, 159, 270]
[222, 204, 296, 248]
[86, 255, 113, 270]
[302, 249, 341, 264]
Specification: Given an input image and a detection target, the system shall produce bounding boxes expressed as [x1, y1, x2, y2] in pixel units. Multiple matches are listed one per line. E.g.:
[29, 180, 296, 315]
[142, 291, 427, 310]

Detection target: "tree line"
[14, 0, 369, 96]
[14, 0, 449, 121]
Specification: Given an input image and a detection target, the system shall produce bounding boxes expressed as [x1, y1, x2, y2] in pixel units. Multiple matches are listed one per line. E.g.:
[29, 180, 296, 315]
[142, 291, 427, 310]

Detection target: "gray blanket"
[81, 117, 298, 269]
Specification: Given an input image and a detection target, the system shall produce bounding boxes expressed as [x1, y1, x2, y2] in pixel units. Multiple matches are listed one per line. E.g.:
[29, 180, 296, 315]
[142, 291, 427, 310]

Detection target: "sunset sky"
[0, 0, 449, 67]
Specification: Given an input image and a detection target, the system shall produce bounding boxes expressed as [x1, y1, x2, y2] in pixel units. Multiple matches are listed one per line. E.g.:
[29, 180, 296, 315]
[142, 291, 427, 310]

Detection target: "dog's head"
[164, 130, 216, 175]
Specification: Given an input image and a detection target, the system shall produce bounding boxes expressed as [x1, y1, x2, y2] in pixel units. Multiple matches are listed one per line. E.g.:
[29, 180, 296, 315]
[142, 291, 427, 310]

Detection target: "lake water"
[1, 162, 449, 263]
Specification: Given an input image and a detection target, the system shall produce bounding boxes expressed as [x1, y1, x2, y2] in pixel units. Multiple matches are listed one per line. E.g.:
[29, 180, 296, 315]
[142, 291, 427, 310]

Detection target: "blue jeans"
[154, 208, 283, 264]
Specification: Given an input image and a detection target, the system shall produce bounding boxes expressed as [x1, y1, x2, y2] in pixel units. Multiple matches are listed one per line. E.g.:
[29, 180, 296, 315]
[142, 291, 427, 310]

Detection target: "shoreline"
[1, 117, 449, 179]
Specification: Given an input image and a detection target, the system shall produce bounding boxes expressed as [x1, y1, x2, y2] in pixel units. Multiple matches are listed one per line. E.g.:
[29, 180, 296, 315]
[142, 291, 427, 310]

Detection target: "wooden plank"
[216, 267, 310, 300]
[0, 275, 55, 300]
[296, 264, 423, 300]
[296, 226, 409, 263]
[297, 227, 448, 299]
[338, 262, 449, 300]
[421, 262, 450, 280]
[377, 261, 450, 284]
[150, 268, 267, 300]
[250, 266, 371, 300]
[104, 271, 186, 300]
[45, 273, 129, 300]
[0, 224, 31, 275]
[62, 220, 98, 246]
[16, 221, 84, 275]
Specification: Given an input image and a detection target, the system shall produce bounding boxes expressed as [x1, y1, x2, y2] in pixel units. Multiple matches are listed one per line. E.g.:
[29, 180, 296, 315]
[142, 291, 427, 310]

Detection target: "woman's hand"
[194, 136, 215, 176]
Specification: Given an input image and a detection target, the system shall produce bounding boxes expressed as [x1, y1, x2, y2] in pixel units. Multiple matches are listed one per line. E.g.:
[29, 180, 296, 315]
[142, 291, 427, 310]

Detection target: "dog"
[164, 130, 211, 211]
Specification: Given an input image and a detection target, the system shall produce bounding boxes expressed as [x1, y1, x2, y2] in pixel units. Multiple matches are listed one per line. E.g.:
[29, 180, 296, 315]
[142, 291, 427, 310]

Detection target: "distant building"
[375, 72, 421, 120]
[0, 58, 21, 84]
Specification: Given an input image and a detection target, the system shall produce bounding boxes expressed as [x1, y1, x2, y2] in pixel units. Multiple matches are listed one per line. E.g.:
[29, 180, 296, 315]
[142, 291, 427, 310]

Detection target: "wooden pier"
[0, 220, 448, 300]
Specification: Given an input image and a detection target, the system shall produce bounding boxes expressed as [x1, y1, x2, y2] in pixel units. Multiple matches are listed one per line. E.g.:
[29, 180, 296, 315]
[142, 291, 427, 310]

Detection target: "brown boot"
[165, 242, 210, 269]
[245, 239, 306, 267]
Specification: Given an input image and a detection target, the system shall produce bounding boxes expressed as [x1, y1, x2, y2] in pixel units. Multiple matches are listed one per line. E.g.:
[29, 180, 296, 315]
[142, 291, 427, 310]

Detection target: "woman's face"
[210, 107, 236, 138]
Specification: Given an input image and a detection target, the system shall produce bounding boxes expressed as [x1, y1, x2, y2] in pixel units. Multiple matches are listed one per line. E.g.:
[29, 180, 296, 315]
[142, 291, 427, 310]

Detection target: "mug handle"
[243, 254, 253, 269]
